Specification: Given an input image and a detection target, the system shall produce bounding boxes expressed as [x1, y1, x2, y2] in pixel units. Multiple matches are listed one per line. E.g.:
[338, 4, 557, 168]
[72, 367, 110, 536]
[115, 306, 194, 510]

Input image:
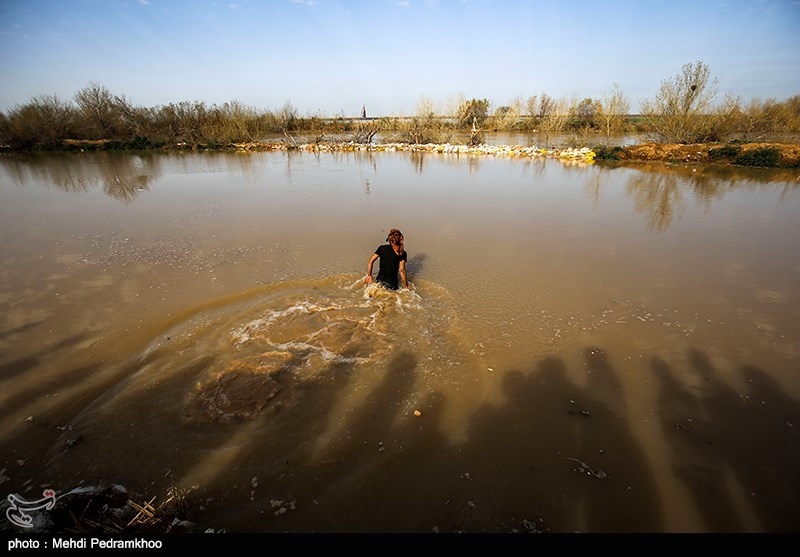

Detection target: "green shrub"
[735, 147, 782, 167]
[592, 145, 625, 160]
[708, 145, 741, 160]
[103, 140, 127, 151]
[128, 135, 156, 150]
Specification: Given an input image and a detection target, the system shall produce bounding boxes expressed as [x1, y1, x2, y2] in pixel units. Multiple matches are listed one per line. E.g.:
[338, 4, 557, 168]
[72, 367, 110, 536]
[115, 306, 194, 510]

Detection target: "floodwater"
[0, 144, 798, 533]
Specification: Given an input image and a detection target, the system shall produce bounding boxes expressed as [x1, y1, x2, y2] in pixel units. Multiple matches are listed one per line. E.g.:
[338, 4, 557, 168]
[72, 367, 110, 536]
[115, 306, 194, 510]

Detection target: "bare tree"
[415, 95, 437, 119]
[735, 97, 794, 140]
[457, 98, 490, 129]
[525, 95, 538, 118]
[112, 93, 148, 139]
[598, 83, 630, 137]
[4, 94, 76, 147]
[352, 119, 382, 144]
[446, 92, 466, 121]
[276, 100, 298, 132]
[640, 60, 719, 143]
[74, 82, 120, 138]
[399, 96, 449, 144]
[785, 95, 800, 132]
[491, 96, 524, 131]
[537, 93, 556, 120]
[524, 95, 538, 131]
[0, 111, 8, 144]
[537, 95, 573, 145]
[573, 97, 600, 130]
[275, 99, 299, 146]
[706, 92, 742, 141]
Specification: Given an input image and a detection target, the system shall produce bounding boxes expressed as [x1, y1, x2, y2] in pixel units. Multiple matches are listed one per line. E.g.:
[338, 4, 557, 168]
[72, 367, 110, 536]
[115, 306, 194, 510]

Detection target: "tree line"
[1, 61, 798, 151]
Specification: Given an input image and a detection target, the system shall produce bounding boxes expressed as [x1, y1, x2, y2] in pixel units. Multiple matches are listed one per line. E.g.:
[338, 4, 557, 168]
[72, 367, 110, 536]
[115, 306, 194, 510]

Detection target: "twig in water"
[566, 457, 609, 479]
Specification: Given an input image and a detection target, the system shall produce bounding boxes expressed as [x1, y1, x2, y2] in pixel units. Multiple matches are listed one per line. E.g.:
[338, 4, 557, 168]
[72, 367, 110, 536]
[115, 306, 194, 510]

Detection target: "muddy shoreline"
[5, 139, 800, 169]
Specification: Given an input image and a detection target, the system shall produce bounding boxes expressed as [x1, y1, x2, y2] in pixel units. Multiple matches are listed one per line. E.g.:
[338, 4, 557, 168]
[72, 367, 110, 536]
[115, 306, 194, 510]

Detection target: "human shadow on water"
[735, 365, 800, 532]
[650, 356, 745, 532]
[278, 351, 451, 531]
[651, 348, 800, 532]
[573, 347, 662, 531]
[0, 361, 102, 495]
[0, 333, 88, 380]
[201, 350, 453, 533]
[0, 320, 45, 343]
[18, 345, 664, 533]
[252, 351, 655, 533]
[440, 356, 584, 532]
[0, 346, 207, 510]
[41, 354, 220, 474]
[405, 252, 426, 279]
[395, 348, 662, 533]
[20, 341, 428, 532]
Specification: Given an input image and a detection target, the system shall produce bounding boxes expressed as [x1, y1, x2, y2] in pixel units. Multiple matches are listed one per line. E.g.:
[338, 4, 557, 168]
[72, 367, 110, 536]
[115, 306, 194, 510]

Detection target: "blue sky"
[1, 0, 799, 117]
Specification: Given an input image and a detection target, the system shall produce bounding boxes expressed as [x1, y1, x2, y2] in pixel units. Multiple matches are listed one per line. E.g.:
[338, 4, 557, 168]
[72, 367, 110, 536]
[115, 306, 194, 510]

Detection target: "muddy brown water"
[0, 146, 798, 533]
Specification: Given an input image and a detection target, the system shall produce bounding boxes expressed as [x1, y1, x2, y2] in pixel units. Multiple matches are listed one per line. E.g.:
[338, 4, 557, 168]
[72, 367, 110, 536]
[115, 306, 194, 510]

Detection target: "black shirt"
[374, 244, 407, 290]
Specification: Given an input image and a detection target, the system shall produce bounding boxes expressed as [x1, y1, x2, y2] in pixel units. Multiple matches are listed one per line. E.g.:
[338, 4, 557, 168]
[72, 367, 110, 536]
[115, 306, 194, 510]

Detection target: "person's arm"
[399, 259, 408, 289]
[365, 253, 379, 284]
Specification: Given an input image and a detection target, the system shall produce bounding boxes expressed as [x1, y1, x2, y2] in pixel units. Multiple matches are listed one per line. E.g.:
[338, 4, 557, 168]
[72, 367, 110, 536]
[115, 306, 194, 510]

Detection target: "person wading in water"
[365, 228, 408, 290]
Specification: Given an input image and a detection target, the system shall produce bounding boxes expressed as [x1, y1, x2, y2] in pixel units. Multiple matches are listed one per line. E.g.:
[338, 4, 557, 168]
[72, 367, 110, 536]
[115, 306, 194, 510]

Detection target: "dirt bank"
[13, 139, 800, 169]
[609, 141, 800, 167]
